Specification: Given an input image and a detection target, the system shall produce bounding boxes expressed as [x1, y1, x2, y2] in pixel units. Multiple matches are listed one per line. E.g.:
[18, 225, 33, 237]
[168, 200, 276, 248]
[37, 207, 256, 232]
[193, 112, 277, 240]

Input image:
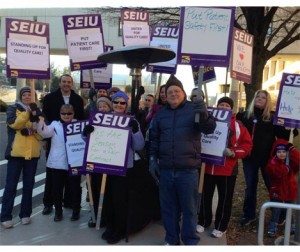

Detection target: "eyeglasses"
[145, 99, 152, 102]
[60, 112, 73, 115]
[113, 101, 126, 105]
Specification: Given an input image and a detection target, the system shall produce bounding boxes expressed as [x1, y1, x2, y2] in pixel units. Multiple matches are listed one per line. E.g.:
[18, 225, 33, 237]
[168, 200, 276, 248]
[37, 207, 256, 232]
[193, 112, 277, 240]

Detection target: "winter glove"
[83, 124, 95, 137]
[29, 103, 43, 122]
[138, 86, 145, 96]
[21, 128, 36, 136]
[194, 98, 208, 122]
[286, 143, 295, 151]
[224, 148, 235, 158]
[149, 156, 160, 184]
[89, 88, 97, 100]
[293, 129, 299, 138]
[128, 119, 139, 133]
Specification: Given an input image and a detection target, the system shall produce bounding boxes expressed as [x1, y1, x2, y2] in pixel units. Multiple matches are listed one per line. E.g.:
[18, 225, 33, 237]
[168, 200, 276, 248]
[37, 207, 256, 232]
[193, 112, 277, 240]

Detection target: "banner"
[146, 25, 178, 74]
[83, 111, 133, 176]
[274, 73, 300, 128]
[64, 120, 89, 176]
[230, 27, 253, 83]
[121, 9, 150, 46]
[6, 18, 50, 79]
[177, 7, 235, 67]
[62, 14, 106, 71]
[201, 107, 232, 165]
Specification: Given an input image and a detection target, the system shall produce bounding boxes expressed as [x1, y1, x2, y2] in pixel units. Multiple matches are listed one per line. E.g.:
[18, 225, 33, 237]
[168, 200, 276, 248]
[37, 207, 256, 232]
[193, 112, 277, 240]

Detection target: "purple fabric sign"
[192, 65, 216, 84]
[63, 120, 89, 176]
[146, 25, 178, 74]
[274, 73, 300, 128]
[177, 7, 235, 67]
[6, 18, 50, 79]
[201, 107, 232, 165]
[83, 111, 132, 176]
[62, 14, 106, 71]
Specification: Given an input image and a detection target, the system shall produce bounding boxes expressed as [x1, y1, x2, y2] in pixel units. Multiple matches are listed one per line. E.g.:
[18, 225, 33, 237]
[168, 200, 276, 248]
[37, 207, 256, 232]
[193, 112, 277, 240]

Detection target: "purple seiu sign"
[62, 14, 106, 71]
[146, 25, 178, 74]
[63, 120, 89, 176]
[192, 65, 216, 84]
[83, 111, 133, 176]
[177, 7, 235, 67]
[201, 107, 232, 165]
[6, 18, 50, 79]
[274, 73, 300, 129]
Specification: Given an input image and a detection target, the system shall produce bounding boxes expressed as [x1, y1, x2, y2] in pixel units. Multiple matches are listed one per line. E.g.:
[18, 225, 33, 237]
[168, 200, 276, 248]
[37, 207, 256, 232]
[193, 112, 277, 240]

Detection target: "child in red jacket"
[265, 138, 300, 237]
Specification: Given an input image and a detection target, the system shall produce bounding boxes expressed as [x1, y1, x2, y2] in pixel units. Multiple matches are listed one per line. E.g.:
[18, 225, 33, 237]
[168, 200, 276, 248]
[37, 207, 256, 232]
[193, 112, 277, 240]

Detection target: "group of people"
[1, 73, 299, 245]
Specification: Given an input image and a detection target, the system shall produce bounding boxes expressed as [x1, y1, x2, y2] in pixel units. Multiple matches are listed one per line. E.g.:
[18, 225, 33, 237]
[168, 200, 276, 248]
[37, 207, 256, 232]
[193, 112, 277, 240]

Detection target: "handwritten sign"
[274, 73, 300, 128]
[121, 9, 150, 46]
[201, 107, 232, 165]
[230, 27, 253, 83]
[146, 25, 178, 74]
[177, 7, 235, 67]
[64, 120, 89, 176]
[6, 18, 50, 79]
[62, 14, 106, 71]
[83, 112, 132, 176]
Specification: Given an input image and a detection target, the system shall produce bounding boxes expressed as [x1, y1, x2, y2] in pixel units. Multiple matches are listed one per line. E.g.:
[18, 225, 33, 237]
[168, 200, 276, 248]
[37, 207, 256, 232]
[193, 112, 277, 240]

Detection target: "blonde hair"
[246, 90, 272, 121]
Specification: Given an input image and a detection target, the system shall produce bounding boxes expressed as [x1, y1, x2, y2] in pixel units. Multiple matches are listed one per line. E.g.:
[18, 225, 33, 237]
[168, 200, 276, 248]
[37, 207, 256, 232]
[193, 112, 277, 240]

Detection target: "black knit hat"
[217, 96, 234, 109]
[19, 86, 31, 99]
[165, 74, 184, 94]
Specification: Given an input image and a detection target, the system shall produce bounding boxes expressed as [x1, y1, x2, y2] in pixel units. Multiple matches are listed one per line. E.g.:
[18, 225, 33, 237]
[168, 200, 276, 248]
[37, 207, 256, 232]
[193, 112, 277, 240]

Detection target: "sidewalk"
[0, 187, 226, 246]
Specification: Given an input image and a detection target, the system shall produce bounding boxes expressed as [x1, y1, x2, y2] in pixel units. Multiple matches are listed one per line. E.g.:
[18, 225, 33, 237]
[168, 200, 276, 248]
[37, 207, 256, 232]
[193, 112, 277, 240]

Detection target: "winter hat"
[165, 74, 184, 94]
[96, 96, 112, 111]
[112, 90, 129, 103]
[217, 97, 234, 109]
[19, 86, 31, 99]
[108, 87, 120, 96]
[274, 144, 287, 154]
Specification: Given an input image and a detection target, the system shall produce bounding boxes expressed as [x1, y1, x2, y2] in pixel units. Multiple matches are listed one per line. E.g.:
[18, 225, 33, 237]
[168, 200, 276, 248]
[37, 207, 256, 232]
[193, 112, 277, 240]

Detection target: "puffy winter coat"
[149, 100, 216, 169]
[265, 138, 300, 201]
[5, 102, 43, 160]
[205, 114, 253, 176]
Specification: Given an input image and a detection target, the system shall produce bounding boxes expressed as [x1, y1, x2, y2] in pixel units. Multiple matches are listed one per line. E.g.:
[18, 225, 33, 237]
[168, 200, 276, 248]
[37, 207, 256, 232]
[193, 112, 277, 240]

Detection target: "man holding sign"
[148, 75, 216, 245]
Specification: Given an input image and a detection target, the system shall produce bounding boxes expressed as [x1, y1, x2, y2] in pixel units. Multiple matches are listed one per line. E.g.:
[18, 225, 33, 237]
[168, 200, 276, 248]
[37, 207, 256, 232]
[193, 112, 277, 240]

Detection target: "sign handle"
[96, 174, 107, 230]
[195, 66, 204, 123]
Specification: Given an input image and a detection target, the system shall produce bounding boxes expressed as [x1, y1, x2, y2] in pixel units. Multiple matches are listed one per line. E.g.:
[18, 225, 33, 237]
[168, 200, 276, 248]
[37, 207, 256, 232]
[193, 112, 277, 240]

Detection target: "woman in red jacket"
[197, 97, 253, 238]
[265, 138, 300, 237]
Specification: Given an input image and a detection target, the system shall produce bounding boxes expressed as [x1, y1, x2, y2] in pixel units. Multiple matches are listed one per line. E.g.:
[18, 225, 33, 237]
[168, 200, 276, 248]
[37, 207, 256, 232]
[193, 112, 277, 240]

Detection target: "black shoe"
[101, 228, 114, 241]
[86, 193, 90, 202]
[54, 213, 63, 222]
[106, 232, 124, 244]
[88, 218, 96, 228]
[42, 206, 53, 215]
[70, 210, 80, 221]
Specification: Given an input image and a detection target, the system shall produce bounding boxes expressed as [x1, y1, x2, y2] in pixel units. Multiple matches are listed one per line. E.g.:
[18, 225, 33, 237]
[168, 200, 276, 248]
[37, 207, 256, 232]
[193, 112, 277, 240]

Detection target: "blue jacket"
[149, 100, 216, 170]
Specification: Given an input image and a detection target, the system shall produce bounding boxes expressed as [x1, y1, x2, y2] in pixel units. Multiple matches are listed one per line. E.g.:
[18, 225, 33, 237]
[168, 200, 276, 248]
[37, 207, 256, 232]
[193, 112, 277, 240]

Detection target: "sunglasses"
[60, 112, 73, 115]
[113, 101, 126, 105]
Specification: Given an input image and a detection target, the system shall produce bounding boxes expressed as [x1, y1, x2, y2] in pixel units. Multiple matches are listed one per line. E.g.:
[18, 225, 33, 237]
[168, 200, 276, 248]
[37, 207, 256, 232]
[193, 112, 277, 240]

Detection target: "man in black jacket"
[41, 74, 84, 216]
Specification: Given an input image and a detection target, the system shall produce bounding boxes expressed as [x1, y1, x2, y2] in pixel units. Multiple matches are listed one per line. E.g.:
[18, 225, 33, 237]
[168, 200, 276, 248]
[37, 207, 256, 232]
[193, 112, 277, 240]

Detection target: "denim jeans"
[242, 159, 270, 220]
[159, 169, 200, 245]
[0, 157, 38, 222]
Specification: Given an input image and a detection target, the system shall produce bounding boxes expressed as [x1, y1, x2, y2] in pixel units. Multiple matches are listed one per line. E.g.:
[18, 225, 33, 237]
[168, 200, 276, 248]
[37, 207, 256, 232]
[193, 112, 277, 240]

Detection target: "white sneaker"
[1, 220, 14, 229]
[196, 224, 205, 233]
[211, 229, 226, 238]
[21, 217, 31, 225]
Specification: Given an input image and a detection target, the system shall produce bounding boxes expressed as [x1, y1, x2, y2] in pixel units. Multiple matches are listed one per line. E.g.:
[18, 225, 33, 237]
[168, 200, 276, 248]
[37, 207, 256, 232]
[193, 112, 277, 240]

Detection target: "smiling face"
[59, 75, 73, 96]
[276, 149, 287, 160]
[254, 91, 267, 109]
[166, 86, 185, 109]
[21, 92, 32, 106]
[159, 86, 167, 104]
[112, 97, 127, 114]
[60, 105, 74, 123]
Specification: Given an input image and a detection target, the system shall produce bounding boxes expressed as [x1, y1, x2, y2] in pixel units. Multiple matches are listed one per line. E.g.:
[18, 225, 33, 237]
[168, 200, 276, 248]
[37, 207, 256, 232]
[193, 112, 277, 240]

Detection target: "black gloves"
[286, 143, 294, 151]
[89, 88, 97, 100]
[194, 98, 208, 122]
[21, 128, 36, 136]
[29, 103, 42, 122]
[149, 156, 160, 184]
[128, 119, 139, 133]
[83, 124, 95, 137]
[138, 86, 145, 96]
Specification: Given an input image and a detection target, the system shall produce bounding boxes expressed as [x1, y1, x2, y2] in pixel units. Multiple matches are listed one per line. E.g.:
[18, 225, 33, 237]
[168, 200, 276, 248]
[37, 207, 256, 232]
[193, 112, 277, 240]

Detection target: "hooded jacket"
[265, 138, 300, 201]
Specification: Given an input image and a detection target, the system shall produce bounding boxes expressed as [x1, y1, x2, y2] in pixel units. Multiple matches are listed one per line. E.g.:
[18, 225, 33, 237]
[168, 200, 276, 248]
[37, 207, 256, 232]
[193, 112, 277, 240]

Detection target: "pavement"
[0, 182, 226, 246]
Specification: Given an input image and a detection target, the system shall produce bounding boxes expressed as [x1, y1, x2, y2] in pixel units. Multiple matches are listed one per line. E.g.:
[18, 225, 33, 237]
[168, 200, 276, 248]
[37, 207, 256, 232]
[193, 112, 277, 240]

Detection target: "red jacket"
[205, 114, 253, 176]
[265, 138, 300, 201]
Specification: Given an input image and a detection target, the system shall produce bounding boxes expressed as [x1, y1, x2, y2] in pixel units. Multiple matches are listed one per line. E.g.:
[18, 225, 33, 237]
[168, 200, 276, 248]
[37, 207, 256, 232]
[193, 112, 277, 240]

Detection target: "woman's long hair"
[246, 90, 272, 121]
